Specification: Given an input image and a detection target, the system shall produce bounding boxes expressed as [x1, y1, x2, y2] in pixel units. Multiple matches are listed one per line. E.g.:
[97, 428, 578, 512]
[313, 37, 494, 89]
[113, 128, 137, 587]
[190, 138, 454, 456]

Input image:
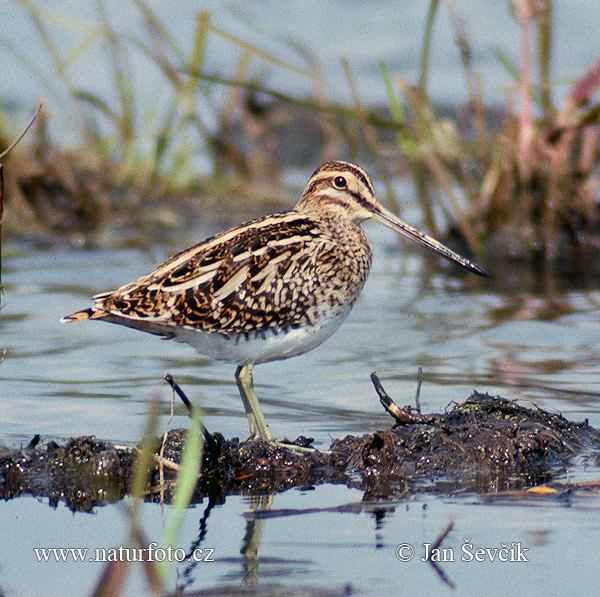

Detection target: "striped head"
[296, 161, 488, 277]
[296, 161, 378, 224]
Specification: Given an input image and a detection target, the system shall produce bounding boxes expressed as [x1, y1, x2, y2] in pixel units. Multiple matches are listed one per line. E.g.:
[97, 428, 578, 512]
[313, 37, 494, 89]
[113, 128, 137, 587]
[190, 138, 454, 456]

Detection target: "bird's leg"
[235, 363, 273, 442]
[235, 364, 329, 453]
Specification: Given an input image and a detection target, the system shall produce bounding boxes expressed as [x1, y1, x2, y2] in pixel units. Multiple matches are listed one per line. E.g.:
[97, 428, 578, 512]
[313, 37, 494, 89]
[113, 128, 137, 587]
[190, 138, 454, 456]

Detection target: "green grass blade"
[419, 0, 441, 94]
[182, 67, 405, 131]
[380, 62, 401, 120]
[73, 90, 119, 124]
[380, 60, 415, 155]
[492, 46, 521, 84]
[187, 11, 209, 92]
[132, 0, 187, 65]
[130, 395, 160, 501]
[95, 0, 136, 155]
[207, 23, 314, 78]
[157, 404, 203, 579]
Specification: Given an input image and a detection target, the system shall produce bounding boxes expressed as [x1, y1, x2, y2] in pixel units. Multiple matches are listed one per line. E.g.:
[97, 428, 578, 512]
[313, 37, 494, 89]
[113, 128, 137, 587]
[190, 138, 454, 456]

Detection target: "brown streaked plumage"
[62, 161, 487, 444]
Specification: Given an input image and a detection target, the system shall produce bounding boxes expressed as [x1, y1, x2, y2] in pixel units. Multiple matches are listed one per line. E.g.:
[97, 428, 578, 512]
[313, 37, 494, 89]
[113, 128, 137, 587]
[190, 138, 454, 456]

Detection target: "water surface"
[2, 229, 600, 595]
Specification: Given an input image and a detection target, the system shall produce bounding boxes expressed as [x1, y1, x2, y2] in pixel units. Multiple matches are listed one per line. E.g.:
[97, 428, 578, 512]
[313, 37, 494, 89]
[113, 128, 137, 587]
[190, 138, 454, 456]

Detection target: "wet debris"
[2, 387, 600, 512]
[0, 436, 135, 512]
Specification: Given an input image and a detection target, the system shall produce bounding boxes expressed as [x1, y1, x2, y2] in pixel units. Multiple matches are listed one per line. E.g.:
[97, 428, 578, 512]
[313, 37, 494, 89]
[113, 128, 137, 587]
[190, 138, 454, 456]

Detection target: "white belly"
[170, 307, 351, 365]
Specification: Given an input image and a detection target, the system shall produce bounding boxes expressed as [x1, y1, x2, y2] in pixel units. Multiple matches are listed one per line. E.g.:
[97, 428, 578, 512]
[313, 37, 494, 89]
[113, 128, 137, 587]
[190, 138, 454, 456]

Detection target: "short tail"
[60, 308, 96, 323]
[61, 306, 175, 339]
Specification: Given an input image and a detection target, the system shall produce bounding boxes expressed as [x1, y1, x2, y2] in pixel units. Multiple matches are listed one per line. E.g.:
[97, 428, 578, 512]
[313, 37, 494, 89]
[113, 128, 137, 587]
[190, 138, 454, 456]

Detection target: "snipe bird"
[62, 161, 487, 443]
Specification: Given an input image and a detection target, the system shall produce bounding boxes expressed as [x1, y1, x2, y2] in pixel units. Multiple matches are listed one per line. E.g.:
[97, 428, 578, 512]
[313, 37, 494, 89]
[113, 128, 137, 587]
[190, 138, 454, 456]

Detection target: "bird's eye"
[333, 176, 347, 189]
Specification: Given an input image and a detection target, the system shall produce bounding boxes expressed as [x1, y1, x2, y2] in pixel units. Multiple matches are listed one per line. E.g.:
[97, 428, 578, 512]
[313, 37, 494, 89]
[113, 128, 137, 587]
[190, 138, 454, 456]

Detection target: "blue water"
[2, 483, 599, 595]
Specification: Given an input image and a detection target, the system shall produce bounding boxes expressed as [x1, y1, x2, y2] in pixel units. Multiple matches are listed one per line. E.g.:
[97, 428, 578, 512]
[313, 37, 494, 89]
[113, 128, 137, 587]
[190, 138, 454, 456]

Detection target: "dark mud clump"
[0, 436, 135, 512]
[2, 392, 599, 512]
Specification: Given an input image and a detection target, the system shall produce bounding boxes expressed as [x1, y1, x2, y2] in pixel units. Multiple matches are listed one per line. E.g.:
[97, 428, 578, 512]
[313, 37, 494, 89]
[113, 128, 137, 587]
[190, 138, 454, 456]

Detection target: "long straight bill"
[372, 204, 488, 277]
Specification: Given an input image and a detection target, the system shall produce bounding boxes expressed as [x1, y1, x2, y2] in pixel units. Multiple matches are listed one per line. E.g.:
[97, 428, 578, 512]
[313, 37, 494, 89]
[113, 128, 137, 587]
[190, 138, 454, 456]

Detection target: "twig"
[428, 519, 454, 555]
[415, 366, 423, 414]
[164, 373, 219, 452]
[153, 453, 181, 472]
[426, 519, 456, 590]
[25, 434, 40, 450]
[143, 479, 177, 496]
[0, 102, 43, 161]
[370, 372, 440, 424]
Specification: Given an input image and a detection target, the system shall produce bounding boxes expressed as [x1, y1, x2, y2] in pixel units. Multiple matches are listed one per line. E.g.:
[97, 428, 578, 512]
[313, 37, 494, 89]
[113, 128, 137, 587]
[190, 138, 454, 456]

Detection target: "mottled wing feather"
[87, 212, 371, 337]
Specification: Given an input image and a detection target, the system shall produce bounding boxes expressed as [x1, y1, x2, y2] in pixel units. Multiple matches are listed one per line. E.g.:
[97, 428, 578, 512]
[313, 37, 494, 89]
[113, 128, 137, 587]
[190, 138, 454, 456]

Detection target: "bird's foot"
[244, 434, 330, 454]
[272, 436, 331, 455]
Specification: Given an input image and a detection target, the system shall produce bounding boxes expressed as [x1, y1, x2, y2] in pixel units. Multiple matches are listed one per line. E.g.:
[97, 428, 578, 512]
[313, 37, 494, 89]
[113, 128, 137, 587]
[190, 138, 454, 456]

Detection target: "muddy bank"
[1, 391, 599, 512]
